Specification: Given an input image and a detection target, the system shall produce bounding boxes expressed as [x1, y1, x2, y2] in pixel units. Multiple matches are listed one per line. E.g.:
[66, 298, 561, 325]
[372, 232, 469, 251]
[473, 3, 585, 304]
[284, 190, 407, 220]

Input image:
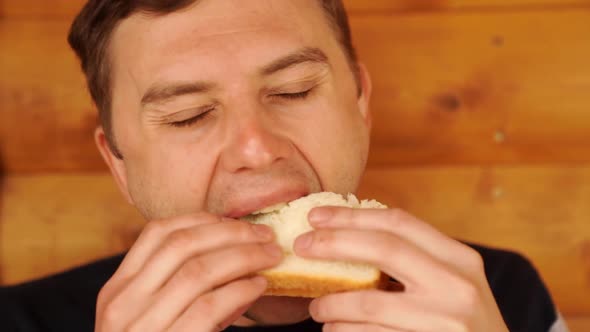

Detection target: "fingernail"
[295, 233, 313, 250]
[263, 243, 283, 258]
[308, 208, 332, 225]
[252, 224, 273, 240]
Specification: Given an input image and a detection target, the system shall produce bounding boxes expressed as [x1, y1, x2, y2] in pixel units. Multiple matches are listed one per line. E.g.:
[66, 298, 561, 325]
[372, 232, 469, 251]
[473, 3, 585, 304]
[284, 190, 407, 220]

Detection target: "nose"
[219, 107, 291, 173]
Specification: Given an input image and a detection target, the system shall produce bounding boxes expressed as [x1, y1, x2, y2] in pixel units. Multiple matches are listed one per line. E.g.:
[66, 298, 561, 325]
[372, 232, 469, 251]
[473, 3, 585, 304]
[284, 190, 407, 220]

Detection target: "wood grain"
[1, 167, 589, 315]
[0, 174, 144, 284]
[1, 0, 588, 326]
[568, 317, 590, 332]
[0, 0, 85, 19]
[2, 0, 589, 19]
[0, 19, 105, 172]
[344, 0, 590, 13]
[351, 9, 590, 166]
[1, 9, 590, 172]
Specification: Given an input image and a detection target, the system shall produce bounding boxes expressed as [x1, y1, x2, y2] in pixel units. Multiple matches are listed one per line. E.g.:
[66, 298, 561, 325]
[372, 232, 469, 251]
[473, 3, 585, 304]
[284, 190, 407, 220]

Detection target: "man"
[0, 0, 568, 331]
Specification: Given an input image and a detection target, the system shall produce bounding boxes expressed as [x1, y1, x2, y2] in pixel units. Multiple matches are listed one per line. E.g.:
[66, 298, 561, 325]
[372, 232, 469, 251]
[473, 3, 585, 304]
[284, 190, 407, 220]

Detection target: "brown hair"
[68, 0, 359, 158]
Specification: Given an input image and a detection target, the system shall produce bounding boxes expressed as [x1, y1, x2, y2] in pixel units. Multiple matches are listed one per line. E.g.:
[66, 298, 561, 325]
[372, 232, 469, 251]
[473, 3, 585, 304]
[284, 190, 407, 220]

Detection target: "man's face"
[106, 0, 371, 220]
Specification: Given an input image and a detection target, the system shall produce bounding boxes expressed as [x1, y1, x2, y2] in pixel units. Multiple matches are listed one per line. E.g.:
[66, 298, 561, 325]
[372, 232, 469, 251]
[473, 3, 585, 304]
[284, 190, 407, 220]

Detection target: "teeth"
[252, 202, 288, 215]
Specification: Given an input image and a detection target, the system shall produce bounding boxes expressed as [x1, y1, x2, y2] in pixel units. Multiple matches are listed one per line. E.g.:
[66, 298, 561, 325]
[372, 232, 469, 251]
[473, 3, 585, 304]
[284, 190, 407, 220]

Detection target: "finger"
[294, 228, 447, 288]
[96, 214, 225, 330]
[128, 243, 282, 331]
[115, 213, 223, 277]
[312, 290, 448, 332]
[168, 276, 268, 332]
[323, 322, 401, 332]
[217, 302, 253, 332]
[101, 223, 276, 330]
[308, 207, 472, 269]
[131, 220, 274, 293]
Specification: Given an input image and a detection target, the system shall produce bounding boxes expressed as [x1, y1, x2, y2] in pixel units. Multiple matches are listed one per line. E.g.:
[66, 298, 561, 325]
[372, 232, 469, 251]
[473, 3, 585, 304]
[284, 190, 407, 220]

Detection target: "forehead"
[110, 0, 337, 86]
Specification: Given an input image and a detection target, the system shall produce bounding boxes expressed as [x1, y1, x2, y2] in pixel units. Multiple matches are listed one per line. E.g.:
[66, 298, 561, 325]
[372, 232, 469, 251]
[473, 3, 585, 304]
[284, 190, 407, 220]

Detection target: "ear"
[356, 62, 373, 130]
[94, 127, 134, 205]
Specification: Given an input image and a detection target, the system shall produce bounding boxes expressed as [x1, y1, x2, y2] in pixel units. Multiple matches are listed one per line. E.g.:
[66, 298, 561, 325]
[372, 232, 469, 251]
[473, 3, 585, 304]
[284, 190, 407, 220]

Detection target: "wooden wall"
[1, 0, 589, 329]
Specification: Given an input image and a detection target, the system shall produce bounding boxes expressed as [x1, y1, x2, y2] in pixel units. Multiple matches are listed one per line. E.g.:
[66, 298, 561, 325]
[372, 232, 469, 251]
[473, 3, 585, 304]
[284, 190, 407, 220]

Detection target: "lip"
[224, 187, 309, 219]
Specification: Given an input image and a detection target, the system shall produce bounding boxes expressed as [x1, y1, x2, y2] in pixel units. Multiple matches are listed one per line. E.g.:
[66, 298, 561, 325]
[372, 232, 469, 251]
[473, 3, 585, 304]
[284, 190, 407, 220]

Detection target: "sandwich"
[241, 192, 388, 298]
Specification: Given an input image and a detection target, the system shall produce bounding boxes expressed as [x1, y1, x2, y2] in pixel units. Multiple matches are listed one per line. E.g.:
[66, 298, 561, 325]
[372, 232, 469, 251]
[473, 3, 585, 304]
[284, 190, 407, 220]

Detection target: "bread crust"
[244, 192, 391, 298]
[260, 271, 389, 298]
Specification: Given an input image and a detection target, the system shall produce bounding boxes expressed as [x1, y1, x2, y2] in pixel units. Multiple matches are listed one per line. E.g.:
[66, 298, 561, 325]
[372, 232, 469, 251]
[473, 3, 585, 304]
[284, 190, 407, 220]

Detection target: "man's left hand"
[294, 207, 509, 332]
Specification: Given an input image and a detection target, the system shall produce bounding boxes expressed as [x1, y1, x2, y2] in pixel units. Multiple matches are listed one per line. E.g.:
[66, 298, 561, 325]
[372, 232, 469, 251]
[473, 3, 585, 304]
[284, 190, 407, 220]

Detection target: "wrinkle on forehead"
[150, 9, 305, 53]
[113, 0, 324, 55]
[123, 0, 316, 47]
[109, 0, 335, 106]
[113, 1, 325, 85]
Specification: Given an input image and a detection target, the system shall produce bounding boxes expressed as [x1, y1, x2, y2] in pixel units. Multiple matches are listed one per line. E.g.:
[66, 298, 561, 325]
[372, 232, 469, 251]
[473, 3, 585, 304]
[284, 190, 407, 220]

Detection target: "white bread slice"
[242, 192, 387, 298]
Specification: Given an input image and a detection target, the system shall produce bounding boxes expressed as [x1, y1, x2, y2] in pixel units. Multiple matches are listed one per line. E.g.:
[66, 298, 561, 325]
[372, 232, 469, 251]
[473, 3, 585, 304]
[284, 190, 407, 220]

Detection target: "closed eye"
[273, 89, 312, 100]
[168, 109, 213, 128]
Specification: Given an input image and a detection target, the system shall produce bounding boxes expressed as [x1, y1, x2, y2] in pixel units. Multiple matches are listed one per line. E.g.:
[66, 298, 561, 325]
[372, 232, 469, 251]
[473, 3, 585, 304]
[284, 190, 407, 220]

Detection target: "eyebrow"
[260, 47, 329, 76]
[141, 81, 215, 106]
[141, 47, 329, 106]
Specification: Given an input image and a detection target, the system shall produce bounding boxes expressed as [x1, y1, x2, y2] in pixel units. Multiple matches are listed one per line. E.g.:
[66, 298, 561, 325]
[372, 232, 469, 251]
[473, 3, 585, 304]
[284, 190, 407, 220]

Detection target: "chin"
[245, 296, 313, 326]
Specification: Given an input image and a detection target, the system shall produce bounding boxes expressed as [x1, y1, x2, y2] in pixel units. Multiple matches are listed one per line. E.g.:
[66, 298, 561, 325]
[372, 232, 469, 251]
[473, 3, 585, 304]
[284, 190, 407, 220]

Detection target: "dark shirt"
[0, 244, 559, 332]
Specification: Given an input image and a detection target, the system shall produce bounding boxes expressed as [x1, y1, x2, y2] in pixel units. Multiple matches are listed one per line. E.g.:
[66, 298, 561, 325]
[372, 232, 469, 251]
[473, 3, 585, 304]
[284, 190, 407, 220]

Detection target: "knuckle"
[178, 257, 209, 282]
[375, 232, 401, 255]
[443, 315, 471, 332]
[100, 297, 124, 328]
[199, 292, 217, 310]
[96, 279, 124, 319]
[96, 284, 111, 308]
[242, 244, 274, 264]
[449, 273, 481, 311]
[233, 245, 257, 262]
[189, 293, 216, 320]
[465, 248, 485, 271]
[314, 230, 336, 248]
[459, 282, 481, 308]
[323, 323, 340, 332]
[143, 219, 167, 238]
[358, 291, 382, 319]
[455, 244, 486, 275]
[313, 299, 330, 319]
[165, 229, 195, 252]
[237, 222, 260, 241]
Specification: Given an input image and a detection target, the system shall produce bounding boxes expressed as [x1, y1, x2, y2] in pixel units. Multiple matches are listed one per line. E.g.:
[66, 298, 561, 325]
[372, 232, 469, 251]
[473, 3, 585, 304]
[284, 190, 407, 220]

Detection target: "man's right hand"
[95, 213, 282, 332]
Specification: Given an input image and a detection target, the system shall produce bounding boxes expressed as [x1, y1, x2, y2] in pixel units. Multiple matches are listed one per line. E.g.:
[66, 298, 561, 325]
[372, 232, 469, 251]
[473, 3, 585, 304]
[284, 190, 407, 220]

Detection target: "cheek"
[296, 100, 369, 194]
[125, 136, 221, 219]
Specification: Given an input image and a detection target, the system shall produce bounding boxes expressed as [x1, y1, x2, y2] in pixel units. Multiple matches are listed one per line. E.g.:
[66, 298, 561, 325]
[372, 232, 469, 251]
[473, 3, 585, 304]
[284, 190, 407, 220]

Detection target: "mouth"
[224, 187, 310, 219]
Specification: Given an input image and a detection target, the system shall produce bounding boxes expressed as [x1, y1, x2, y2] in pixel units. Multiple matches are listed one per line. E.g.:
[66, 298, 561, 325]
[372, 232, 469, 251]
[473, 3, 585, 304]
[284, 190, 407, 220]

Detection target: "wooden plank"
[351, 9, 590, 166]
[1, 9, 590, 172]
[567, 316, 590, 332]
[2, 0, 589, 19]
[357, 165, 590, 315]
[0, 174, 145, 284]
[344, 0, 590, 13]
[1, 166, 589, 315]
[0, 19, 106, 172]
[0, 0, 85, 19]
